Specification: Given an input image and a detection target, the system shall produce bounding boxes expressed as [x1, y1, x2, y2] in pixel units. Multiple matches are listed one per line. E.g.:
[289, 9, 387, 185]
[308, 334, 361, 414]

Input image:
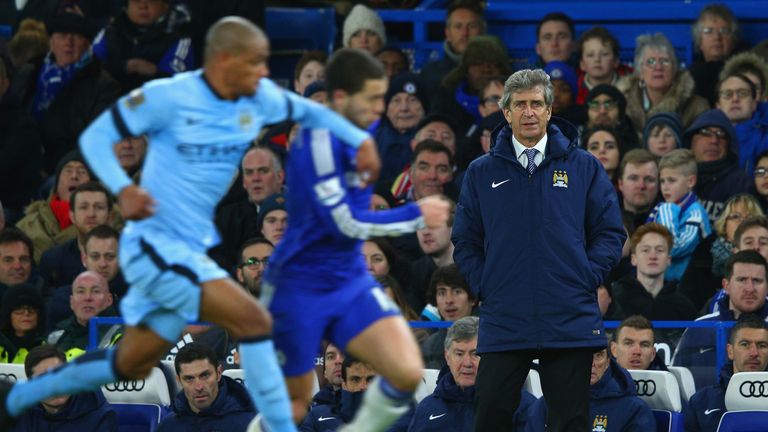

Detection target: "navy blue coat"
[452, 117, 626, 352]
[12, 390, 118, 432]
[405, 366, 536, 431]
[300, 389, 363, 432]
[524, 358, 656, 431]
[157, 375, 256, 431]
[682, 362, 732, 432]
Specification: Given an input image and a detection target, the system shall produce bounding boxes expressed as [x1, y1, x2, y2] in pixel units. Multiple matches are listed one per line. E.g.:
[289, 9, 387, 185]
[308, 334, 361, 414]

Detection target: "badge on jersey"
[124, 89, 146, 110]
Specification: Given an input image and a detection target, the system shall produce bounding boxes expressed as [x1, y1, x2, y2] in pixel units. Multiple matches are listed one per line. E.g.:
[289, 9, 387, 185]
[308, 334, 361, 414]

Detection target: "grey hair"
[692, 4, 739, 51]
[243, 145, 284, 174]
[498, 69, 554, 110]
[633, 33, 679, 78]
[444, 316, 479, 351]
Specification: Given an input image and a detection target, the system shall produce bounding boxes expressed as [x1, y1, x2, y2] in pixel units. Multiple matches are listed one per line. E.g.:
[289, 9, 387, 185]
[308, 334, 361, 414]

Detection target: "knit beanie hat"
[643, 112, 683, 149]
[385, 72, 429, 112]
[257, 192, 286, 231]
[47, 13, 95, 41]
[444, 35, 511, 88]
[343, 5, 387, 48]
[53, 150, 90, 195]
[544, 61, 578, 97]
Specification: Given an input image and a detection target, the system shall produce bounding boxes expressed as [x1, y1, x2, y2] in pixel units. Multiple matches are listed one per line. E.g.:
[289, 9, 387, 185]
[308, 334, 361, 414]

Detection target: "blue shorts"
[262, 267, 400, 376]
[119, 226, 229, 342]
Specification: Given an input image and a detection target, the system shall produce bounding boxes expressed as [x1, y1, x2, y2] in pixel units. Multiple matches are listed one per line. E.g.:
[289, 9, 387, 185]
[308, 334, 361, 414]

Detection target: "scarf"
[710, 236, 733, 277]
[454, 81, 481, 121]
[49, 195, 73, 230]
[31, 50, 92, 119]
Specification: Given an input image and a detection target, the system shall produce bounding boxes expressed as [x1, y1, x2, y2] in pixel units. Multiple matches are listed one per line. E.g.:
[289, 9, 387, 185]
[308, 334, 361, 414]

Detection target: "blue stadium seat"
[716, 411, 768, 432]
[111, 403, 167, 432]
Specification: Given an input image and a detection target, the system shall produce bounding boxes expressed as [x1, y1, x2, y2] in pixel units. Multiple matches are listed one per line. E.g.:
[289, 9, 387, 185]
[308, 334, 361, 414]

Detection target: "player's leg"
[4, 322, 173, 418]
[198, 277, 295, 432]
[285, 372, 318, 422]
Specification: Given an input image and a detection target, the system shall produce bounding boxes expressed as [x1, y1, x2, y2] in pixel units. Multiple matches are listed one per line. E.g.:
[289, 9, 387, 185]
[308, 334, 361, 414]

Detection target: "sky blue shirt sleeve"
[258, 78, 370, 149]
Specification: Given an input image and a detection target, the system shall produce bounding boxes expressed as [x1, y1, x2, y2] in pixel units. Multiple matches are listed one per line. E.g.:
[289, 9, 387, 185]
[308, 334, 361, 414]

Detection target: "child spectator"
[642, 112, 683, 158]
[544, 60, 584, 126]
[646, 149, 712, 280]
[575, 26, 632, 105]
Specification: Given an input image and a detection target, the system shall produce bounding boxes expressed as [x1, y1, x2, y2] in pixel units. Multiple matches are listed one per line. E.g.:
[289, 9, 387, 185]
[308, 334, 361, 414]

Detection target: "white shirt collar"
[512, 133, 548, 165]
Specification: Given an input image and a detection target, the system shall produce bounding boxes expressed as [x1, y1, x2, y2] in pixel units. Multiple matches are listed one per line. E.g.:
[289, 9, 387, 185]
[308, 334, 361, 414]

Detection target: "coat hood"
[172, 374, 254, 417]
[683, 109, 738, 150]
[434, 364, 475, 403]
[489, 116, 579, 163]
[591, 357, 635, 400]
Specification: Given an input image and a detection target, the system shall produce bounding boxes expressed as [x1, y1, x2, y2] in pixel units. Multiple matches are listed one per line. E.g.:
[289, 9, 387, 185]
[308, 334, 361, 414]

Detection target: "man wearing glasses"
[236, 237, 274, 298]
[683, 109, 752, 222]
[716, 72, 768, 175]
[582, 84, 638, 148]
[690, 4, 740, 103]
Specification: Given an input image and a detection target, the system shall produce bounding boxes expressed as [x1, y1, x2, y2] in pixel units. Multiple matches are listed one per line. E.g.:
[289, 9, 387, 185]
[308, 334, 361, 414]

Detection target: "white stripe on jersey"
[310, 129, 335, 176]
[330, 203, 424, 240]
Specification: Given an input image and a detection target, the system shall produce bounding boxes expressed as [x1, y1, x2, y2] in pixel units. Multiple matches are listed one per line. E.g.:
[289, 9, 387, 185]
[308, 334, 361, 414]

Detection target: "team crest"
[592, 415, 608, 432]
[124, 89, 145, 110]
[552, 170, 568, 188]
[239, 112, 253, 130]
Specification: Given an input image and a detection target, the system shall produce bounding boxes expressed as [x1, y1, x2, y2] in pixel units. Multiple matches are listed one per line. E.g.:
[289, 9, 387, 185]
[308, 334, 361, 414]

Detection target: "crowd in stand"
[1, 0, 768, 430]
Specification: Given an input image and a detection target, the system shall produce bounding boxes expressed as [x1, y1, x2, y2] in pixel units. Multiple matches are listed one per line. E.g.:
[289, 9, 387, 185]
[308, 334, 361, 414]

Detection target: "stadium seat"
[523, 369, 542, 398]
[111, 403, 166, 432]
[724, 372, 768, 411]
[0, 363, 27, 384]
[414, 368, 440, 403]
[101, 367, 172, 406]
[716, 411, 768, 432]
[667, 366, 696, 402]
[222, 368, 321, 399]
[628, 370, 684, 432]
[159, 360, 181, 397]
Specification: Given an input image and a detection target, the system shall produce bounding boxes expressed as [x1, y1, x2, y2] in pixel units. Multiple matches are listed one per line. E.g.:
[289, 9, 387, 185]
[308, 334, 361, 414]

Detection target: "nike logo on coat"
[491, 179, 511, 188]
[705, 409, 721, 415]
[429, 413, 447, 420]
[318, 416, 336, 421]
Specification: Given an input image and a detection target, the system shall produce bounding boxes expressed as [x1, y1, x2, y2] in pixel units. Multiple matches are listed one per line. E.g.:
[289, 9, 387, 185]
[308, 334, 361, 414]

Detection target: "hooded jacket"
[682, 361, 734, 432]
[682, 109, 753, 222]
[300, 389, 364, 432]
[452, 117, 626, 352]
[732, 111, 768, 176]
[0, 284, 46, 364]
[158, 375, 256, 431]
[617, 70, 710, 138]
[12, 389, 118, 432]
[524, 358, 656, 431]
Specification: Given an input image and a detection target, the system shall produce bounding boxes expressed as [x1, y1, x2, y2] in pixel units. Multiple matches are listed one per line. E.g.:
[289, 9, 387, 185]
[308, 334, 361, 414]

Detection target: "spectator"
[681, 194, 764, 310]
[16, 150, 92, 263]
[642, 112, 683, 158]
[646, 149, 712, 281]
[597, 275, 625, 321]
[312, 343, 344, 407]
[617, 149, 660, 235]
[11, 345, 118, 431]
[0, 229, 40, 302]
[582, 125, 624, 182]
[457, 85, 506, 172]
[342, 4, 386, 54]
[361, 237, 412, 299]
[158, 342, 256, 431]
[300, 356, 377, 431]
[235, 237, 273, 299]
[0, 283, 46, 364]
[376, 47, 409, 79]
[533, 12, 576, 68]
[612, 223, 698, 320]
[452, 69, 625, 432]
[575, 26, 632, 105]
[617, 33, 709, 136]
[672, 250, 768, 388]
[47, 224, 127, 330]
[375, 72, 428, 181]
[293, 51, 326, 97]
[716, 73, 768, 174]
[47, 271, 121, 360]
[683, 317, 768, 432]
[5, 12, 120, 175]
[720, 51, 768, 121]
[683, 109, 752, 222]
[399, 141, 454, 204]
[610, 315, 668, 370]
[582, 84, 639, 149]
[410, 197, 457, 314]
[39, 182, 114, 289]
[6, 19, 49, 68]
[407, 316, 536, 432]
[690, 3, 741, 104]
[212, 145, 284, 270]
[432, 35, 511, 138]
[754, 151, 768, 212]
[113, 135, 147, 180]
[544, 60, 584, 126]
[375, 274, 421, 325]
[257, 193, 287, 247]
[419, 0, 485, 97]
[92, 0, 194, 94]
[389, 113, 458, 200]
[524, 348, 656, 431]
[420, 265, 476, 369]
[302, 80, 327, 106]
[0, 52, 44, 222]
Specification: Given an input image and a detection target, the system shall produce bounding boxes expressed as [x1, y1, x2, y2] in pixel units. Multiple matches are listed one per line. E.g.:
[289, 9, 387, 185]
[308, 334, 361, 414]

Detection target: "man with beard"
[236, 237, 274, 298]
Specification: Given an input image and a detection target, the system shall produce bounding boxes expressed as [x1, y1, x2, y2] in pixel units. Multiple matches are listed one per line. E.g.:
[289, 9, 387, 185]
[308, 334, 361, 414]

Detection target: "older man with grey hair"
[452, 69, 625, 432]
